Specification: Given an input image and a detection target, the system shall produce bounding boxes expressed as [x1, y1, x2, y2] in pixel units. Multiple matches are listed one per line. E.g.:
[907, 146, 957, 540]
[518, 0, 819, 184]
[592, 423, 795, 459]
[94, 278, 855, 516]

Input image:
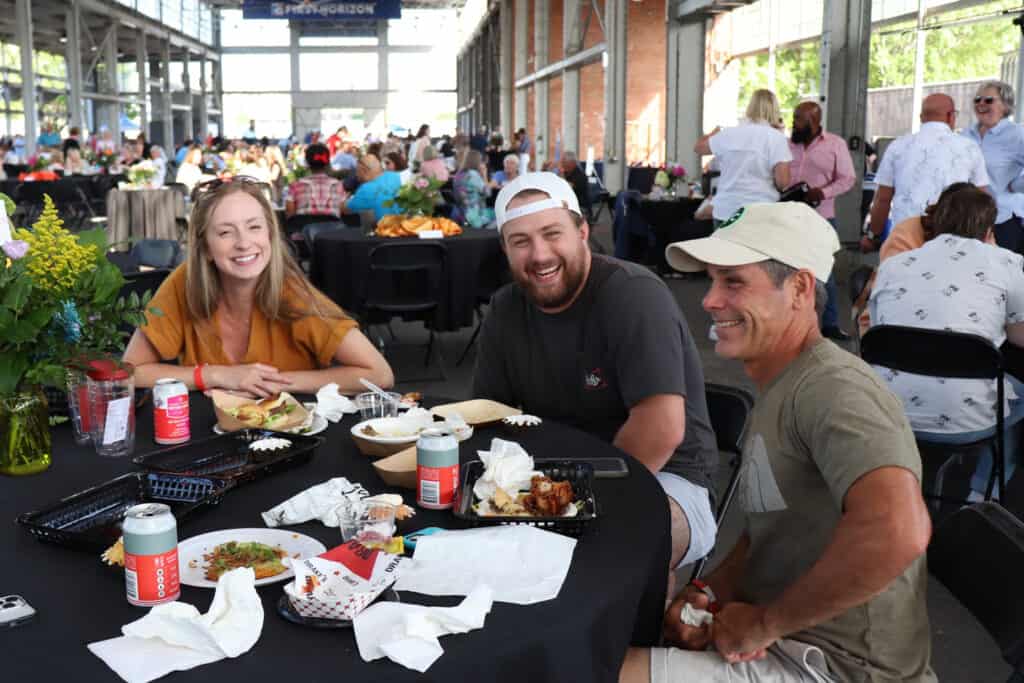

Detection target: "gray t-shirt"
[472, 254, 718, 493]
[739, 340, 935, 682]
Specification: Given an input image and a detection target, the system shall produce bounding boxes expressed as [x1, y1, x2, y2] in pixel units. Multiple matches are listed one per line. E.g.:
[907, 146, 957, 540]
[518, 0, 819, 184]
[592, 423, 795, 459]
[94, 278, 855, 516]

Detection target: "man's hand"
[662, 586, 713, 651]
[806, 187, 825, 204]
[712, 601, 775, 664]
[859, 234, 880, 253]
[207, 363, 293, 398]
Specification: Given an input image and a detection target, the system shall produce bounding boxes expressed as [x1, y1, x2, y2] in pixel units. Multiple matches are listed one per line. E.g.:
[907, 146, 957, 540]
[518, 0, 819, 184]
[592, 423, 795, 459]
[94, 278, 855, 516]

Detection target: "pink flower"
[2, 239, 28, 259]
[414, 177, 430, 190]
[671, 165, 686, 178]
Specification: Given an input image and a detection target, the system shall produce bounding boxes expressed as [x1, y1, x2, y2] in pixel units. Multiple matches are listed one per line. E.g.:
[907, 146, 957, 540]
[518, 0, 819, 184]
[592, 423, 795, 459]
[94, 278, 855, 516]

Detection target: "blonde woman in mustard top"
[123, 178, 394, 397]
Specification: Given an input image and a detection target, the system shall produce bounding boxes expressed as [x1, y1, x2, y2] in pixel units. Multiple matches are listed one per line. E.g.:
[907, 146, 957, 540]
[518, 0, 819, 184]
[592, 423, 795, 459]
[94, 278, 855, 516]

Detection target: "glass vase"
[0, 388, 52, 476]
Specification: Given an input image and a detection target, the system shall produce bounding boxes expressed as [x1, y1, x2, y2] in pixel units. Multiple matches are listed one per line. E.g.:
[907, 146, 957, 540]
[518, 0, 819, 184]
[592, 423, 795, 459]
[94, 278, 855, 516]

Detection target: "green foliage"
[383, 176, 445, 217]
[738, 43, 820, 122]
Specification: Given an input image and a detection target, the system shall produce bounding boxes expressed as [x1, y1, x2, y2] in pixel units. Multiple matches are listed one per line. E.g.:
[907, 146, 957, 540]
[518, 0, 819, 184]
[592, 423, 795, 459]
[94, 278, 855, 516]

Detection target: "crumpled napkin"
[366, 408, 435, 437]
[87, 568, 263, 683]
[471, 438, 541, 502]
[316, 383, 357, 422]
[395, 526, 576, 604]
[261, 477, 369, 527]
[680, 603, 714, 627]
[353, 584, 494, 672]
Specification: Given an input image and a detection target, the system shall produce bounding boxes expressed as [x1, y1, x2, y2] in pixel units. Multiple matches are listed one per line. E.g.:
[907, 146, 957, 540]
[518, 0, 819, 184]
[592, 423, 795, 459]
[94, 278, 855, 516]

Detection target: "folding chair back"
[929, 502, 1024, 682]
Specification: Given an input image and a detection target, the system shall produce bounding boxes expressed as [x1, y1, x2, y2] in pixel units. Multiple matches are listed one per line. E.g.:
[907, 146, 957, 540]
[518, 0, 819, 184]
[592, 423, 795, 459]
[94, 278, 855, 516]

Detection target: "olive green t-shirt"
[737, 340, 935, 683]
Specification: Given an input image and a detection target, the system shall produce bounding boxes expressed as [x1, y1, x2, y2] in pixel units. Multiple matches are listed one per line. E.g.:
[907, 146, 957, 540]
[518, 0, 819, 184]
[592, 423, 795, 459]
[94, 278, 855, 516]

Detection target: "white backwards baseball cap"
[665, 202, 841, 282]
[494, 172, 582, 232]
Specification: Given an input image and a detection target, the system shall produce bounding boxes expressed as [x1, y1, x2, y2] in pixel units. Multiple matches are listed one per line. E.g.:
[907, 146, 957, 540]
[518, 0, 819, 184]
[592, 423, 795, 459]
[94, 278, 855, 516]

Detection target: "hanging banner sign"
[242, 0, 401, 20]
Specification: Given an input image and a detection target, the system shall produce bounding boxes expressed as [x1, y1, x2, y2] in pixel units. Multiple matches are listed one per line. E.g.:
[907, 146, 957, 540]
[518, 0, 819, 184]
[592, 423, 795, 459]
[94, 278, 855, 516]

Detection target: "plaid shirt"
[288, 174, 345, 216]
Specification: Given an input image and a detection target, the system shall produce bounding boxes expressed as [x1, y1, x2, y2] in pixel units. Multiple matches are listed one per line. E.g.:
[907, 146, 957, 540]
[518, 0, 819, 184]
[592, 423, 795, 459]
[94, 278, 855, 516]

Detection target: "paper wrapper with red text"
[283, 540, 404, 620]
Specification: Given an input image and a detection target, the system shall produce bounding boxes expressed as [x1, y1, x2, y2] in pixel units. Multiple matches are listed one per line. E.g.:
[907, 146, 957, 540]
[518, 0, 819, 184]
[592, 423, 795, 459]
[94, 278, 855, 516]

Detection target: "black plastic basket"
[17, 472, 234, 551]
[453, 459, 598, 537]
[132, 429, 323, 485]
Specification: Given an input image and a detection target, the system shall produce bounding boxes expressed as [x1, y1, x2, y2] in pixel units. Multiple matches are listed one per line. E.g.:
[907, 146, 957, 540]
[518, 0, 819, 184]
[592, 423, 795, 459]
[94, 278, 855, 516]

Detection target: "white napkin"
[261, 477, 369, 527]
[472, 438, 541, 502]
[0, 209, 12, 244]
[395, 526, 575, 604]
[680, 603, 714, 627]
[354, 585, 494, 672]
[316, 383, 357, 422]
[87, 568, 263, 683]
[367, 408, 435, 437]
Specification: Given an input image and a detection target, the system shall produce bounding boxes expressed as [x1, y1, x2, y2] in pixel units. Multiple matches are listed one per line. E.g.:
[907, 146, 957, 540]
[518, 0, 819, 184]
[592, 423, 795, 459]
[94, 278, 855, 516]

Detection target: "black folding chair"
[363, 241, 448, 381]
[16, 178, 94, 230]
[690, 382, 754, 582]
[285, 213, 341, 259]
[301, 221, 347, 272]
[455, 247, 511, 366]
[130, 239, 183, 269]
[929, 502, 1024, 683]
[860, 325, 1008, 507]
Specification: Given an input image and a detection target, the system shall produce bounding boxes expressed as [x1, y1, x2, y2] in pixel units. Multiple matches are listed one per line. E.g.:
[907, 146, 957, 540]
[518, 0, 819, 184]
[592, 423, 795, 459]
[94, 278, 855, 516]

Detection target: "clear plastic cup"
[86, 360, 136, 457]
[65, 369, 91, 446]
[337, 500, 396, 545]
[355, 392, 401, 420]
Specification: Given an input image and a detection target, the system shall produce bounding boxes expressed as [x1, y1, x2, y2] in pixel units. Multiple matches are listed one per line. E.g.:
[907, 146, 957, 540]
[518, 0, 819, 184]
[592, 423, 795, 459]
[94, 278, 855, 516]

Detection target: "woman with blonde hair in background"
[123, 177, 393, 397]
[694, 88, 792, 226]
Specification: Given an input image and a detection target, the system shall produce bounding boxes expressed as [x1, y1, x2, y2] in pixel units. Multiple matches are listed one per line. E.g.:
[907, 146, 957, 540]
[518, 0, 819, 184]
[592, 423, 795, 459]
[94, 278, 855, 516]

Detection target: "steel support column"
[182, 51, 194, 141]
[15, 0, 36, 156]
[561, 0, 581, 155]
[161, 39, 173, 148]
[500, 0, 514, 137]
[533, 0, 550, 170]
[198, 56, 208, 139]
[290, 24, 301, 134]
[105, 23, 120, 141]
[603, 0, 627, 193]
[820, 0, 872, 241]
[666, 16, 704, 174]
[377, 20, 389, 96]
[514, 0, 528, 132]
[136, 31, 149, 139]
[66, 0, 86, 133]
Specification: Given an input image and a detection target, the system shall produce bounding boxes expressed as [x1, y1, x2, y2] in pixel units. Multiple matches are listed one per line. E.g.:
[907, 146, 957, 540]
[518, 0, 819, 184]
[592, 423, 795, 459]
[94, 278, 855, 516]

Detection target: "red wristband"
[194, 364, 207, 392]
[690, 579, 720, 613]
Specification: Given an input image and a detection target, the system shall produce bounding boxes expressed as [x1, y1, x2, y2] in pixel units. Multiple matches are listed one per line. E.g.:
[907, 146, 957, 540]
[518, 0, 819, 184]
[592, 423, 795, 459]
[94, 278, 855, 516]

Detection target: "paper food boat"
[283, 540, 403, 621]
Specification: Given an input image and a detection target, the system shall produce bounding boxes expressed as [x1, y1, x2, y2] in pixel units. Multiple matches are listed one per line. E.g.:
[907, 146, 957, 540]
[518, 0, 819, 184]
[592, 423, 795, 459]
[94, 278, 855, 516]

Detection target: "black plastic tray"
[17, 472, 234, 552]
[132, 429, 323, 485]
[453, 459, 598, 537]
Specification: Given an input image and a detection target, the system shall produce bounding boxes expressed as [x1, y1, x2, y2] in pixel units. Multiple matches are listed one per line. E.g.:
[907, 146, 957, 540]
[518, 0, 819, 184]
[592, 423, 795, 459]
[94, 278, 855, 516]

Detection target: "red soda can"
[153, 378, 190, 445]
[416, 429, 460, 510]
[123, 503, 180, 607]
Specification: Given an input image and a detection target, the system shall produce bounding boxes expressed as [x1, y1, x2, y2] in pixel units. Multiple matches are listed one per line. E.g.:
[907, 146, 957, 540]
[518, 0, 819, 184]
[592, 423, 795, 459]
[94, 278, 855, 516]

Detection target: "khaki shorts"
[650, 639, 835, 683]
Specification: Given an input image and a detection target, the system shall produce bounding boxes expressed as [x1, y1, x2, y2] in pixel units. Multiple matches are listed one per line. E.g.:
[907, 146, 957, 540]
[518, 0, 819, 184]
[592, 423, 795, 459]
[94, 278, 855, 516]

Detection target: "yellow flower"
[15, 195, 97, 296]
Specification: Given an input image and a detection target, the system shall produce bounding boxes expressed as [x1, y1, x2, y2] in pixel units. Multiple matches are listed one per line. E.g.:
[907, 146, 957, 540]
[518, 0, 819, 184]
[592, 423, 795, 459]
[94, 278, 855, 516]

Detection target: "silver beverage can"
[153, 378, 190, 445]
[123, 503, 180, 606]
[416, 429, 460, 510]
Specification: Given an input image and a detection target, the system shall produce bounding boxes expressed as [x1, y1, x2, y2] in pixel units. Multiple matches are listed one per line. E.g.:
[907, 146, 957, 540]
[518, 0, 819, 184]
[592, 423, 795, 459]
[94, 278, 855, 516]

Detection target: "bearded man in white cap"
[474, 171, 719, 578]
[620, 203, 935, 683]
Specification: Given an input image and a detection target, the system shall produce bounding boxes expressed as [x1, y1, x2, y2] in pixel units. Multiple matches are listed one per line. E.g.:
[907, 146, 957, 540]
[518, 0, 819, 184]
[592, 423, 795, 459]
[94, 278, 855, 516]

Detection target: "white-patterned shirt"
[869, 236, 1024, 433]
[875, 122, 990, 227]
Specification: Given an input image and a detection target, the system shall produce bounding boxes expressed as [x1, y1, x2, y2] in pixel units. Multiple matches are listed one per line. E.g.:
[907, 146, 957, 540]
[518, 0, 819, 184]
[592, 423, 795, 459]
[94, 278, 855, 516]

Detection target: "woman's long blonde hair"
[745, 89, 783, 127]
[185, 179, 344, 324]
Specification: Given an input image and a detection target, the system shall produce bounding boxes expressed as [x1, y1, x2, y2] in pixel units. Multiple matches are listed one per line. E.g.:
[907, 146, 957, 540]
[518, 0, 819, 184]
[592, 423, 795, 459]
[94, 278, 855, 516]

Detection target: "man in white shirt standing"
[864, 93, 989, 249]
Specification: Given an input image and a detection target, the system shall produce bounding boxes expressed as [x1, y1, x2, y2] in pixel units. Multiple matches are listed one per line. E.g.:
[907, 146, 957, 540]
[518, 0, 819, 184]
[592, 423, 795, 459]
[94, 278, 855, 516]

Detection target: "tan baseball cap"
[665, 202, 840, 281]
[495, 171, 582, 232]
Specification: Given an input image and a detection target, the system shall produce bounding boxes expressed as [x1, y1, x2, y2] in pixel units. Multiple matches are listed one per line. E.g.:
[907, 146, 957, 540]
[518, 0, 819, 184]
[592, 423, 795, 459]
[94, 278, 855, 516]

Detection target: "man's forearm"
[868, 196, 891, 237]
[612, 396, 685, 474]
[701, 533, 750, 604]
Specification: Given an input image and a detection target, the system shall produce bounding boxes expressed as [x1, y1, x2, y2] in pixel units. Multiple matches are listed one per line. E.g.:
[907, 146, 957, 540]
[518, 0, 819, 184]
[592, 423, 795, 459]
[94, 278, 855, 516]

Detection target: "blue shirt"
[346, 171, 402, 221]
[962, 118, 1024, 223]
[331, 152, 357, 172]
[175, 146, 190, 165]
[37, 132, 60, 147]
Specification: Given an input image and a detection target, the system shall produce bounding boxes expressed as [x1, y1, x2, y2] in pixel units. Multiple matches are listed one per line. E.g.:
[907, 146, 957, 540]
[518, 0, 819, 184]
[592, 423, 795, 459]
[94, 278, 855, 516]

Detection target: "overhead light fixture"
[59, 36, 67, 44]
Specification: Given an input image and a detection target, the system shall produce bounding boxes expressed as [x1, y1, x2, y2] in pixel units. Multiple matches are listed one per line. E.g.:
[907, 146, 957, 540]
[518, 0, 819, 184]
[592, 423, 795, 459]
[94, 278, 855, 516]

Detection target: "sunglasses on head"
[190, 174, 264, 203]
[974, 96, 998, 105]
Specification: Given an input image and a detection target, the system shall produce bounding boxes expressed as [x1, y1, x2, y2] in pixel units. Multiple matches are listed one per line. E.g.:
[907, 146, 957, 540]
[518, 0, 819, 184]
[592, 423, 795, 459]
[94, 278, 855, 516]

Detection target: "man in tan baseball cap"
[621, 203, 934, 683]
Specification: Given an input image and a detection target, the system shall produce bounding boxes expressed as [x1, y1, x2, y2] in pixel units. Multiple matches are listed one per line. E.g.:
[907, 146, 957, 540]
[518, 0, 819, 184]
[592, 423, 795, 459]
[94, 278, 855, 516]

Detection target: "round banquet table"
[3, 394, 669, 683]
[106, 187, 186, 248]
[310, 229, 505, 332]
[634, 196, 712, 274]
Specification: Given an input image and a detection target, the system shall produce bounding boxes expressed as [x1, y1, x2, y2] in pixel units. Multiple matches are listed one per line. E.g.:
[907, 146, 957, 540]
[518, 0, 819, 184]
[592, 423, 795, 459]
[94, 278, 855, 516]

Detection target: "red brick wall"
[549, 0, 564, 64]
[527, 87, 536, 170]
[580, 61, 605, 161]
[626, 0, 666, 165]
[548, 79, 563, 160]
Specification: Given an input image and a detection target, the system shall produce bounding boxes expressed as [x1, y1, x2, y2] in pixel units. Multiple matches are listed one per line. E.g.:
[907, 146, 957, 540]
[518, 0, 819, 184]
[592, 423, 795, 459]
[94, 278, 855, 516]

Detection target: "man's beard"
[791, 127, 814, 145]
[516, 252, 588, 311]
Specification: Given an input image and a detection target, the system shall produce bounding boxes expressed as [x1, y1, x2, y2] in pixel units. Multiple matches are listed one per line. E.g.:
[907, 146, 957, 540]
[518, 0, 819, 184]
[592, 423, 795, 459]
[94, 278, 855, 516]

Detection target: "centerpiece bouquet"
[653, 162, 689, 197]
[126, 159, 158, 187]
[88, 148, 118, 173]
[20, 153, 59, 182]
[385, 175, 444, 216]
[375, 176, 461, 237]
[0, 194, 155, 475]
[284, 146, 310, 185]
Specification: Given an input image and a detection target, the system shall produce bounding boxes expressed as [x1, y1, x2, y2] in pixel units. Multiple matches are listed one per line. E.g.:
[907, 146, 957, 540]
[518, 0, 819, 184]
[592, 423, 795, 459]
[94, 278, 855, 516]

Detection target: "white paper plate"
[214, 404, 328, 436]
[177, 528, 327, 588]
[350, 417, 426, 445]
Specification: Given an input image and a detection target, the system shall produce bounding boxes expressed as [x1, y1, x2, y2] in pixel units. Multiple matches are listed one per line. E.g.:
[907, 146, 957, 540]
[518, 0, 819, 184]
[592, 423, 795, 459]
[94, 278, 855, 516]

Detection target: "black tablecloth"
[3, 395, 669, 682]
[635, 197, 713, 273]
[310, 229, 505, 332]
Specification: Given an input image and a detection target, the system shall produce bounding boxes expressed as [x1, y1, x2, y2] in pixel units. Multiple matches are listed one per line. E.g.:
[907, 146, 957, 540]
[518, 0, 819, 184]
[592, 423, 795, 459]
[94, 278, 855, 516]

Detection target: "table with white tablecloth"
[105, 187, 186, 248]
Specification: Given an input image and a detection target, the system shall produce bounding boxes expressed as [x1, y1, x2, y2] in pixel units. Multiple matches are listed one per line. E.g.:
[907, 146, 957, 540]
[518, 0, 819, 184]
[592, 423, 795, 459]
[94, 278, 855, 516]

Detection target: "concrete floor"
[372, 219, 1010, 681]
